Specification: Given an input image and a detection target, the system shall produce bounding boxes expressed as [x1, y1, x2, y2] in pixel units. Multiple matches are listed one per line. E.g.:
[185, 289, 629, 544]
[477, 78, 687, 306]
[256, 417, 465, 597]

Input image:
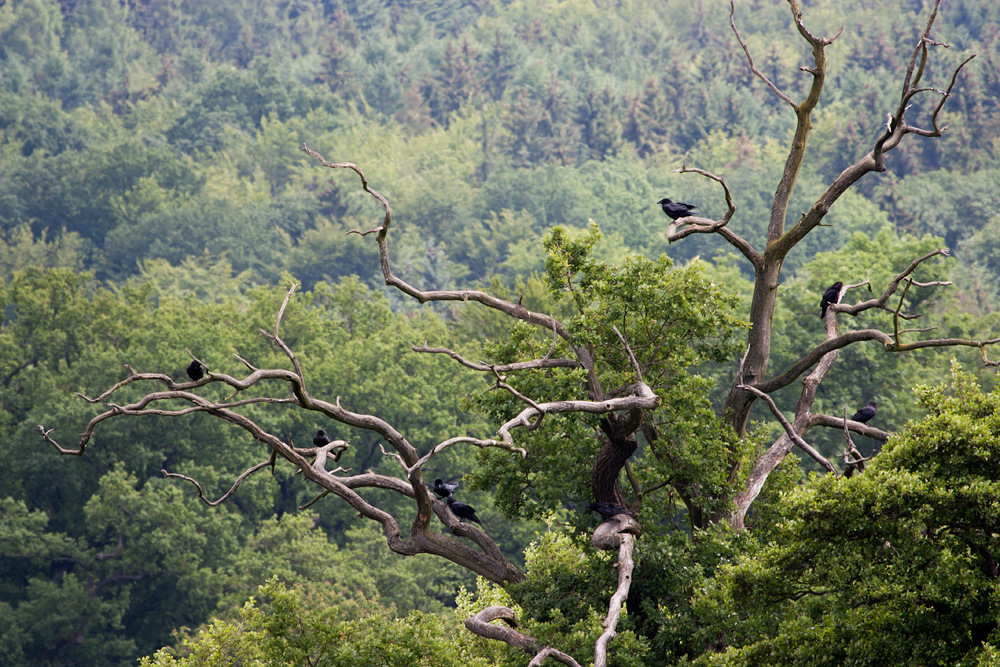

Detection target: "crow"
[850, 401, 877, 425]
[446, 496, 482, 525]
[428, 478, 460, 499]
[313, 429, 331, 447]
[186, 360, 205, 381]
[657, 197, 698, 221]
[588, 502, 636, 521]
[820, 281, 843, 319]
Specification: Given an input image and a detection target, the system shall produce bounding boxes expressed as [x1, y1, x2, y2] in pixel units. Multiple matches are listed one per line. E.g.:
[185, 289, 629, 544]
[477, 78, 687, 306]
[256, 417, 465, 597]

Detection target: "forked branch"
[301, 144, 575, 342]
[665, 165, 758, 268]
[464, 607, 582, 667]
[162, 450, 277, 507]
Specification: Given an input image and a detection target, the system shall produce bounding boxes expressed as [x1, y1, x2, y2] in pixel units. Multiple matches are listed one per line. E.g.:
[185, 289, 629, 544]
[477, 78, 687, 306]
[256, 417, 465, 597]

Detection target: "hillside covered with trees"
[2, 0, 1000, 664]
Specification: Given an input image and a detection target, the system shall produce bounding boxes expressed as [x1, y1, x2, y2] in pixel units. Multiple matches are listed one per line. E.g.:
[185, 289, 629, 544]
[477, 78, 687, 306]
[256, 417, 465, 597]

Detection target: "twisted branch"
[464, 607, 582, 667]
[594, 531, 636, 667]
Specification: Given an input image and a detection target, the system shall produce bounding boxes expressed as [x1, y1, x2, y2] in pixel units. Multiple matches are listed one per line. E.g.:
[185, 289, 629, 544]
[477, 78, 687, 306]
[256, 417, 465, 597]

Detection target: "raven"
[820, 281, 843, 319]
[657, 197, 698, 221]
[446, 496, 482, 525]
[850, 401, 877, 424]
[429, 478, 459, 499]
[588, 502, 636, 521]
[186, 360, 205, 381]
[313, 429, 331, 447]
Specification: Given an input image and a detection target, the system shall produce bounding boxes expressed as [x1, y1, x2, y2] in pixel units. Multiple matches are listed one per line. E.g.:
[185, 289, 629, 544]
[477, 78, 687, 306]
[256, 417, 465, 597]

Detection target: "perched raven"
[657, 197, 698, 221]
[820, 281, 843, 319]
[850, 401, 877, 424]
[588, 502, 636, 521]
[429, 478, 460, 499]
[446, 496, 482, 525]
[186, 360, 205, 381]
[313, 429, 331, 447]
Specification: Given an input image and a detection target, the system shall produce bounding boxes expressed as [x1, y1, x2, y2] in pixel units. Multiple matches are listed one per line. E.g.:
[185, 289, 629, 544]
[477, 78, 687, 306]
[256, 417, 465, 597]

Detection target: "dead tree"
[39, 154, 659, 665]
[665, 0, 996, 529]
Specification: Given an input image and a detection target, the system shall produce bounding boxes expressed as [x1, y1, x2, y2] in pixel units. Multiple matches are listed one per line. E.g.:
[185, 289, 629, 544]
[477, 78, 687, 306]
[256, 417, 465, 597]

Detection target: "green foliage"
[141, 578, 488, 667]
[0, 269, 503, 661]
[694, 363, 1000, 666]
[458, 533, 652, 667]
[1, 1, 999, 665]
[474, 225, 746, 524]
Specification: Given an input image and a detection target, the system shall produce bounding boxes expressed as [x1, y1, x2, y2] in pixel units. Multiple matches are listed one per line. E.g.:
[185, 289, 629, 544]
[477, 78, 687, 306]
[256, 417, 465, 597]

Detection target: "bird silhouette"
[186, 360, 205, 381]
[588, 502, 636, 521]
[446, 496, 482, 525]
[850, 401, 877, 424]
[313, 429, 331, 447]
[820, 281, 843, 319]
[657, 197, 698, 221]
[429, 478, 460, 499]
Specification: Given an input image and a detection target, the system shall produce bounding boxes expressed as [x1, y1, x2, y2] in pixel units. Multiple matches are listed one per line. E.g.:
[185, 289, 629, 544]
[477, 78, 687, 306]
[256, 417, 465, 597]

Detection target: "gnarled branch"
[464, 607, 582, 667]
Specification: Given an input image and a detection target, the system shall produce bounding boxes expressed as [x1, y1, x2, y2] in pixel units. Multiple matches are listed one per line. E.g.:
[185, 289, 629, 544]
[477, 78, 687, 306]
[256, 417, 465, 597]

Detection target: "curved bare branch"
[737, 383, 837, 475]
[594, 533, 635, 667]
[301, 144, 574, 341]
[464, 607, 582, 667]
[410, 344, 579, 373]
[666, 165, 758, 268]
[807, 413, 890, 441]
[162, 449, 276, 507]
[832, 248, 950, 316]
[729, 0, 794, 107]
[497, 382, 661, 446]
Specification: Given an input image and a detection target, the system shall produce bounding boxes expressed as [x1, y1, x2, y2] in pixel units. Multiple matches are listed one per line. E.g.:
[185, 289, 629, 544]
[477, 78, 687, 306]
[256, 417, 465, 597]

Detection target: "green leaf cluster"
[695, 363, 1000, 666]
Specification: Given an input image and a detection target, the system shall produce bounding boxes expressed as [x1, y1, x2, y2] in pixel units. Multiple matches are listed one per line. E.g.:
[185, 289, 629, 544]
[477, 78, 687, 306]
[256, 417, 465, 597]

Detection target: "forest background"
[3, 0, 1000, 664]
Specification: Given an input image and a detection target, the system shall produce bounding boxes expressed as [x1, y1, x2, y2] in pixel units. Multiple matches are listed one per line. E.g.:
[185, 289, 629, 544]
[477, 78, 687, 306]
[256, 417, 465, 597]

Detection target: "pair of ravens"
[428, 478, 482, 525]
[818, 282, 878, 425]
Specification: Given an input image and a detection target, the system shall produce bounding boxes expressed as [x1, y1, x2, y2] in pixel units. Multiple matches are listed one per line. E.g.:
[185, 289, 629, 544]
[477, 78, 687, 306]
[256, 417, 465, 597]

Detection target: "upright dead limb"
[715, 0, 976, 443]
[589, 513, 640, 667]
[660, 1, 991, 529]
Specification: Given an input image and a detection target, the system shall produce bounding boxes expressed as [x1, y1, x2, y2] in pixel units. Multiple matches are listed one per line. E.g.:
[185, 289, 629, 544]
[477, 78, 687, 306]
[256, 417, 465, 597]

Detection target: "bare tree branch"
[832, 248, 950, 316]
[410, 344, 579, 373]
[594, 532, 636, 667]
[496, 382, 660, 446]
[756, 248, 998, 395]
[464, 607, 582, 667]
[41, 349, 525, 583]
[162, 449, 277, 507]
[737, 384, 837, 475]
[301, 144, 576, 342]
[665, 165, 758, 268]
[734, 345, 837, 474]
[729, 0, 795, 107]
[807, 413, 891, 441]
[259, 281, 306, 393]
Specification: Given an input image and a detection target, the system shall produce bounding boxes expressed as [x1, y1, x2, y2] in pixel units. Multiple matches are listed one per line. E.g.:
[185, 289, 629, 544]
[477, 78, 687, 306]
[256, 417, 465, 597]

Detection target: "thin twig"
[163, 450, 277, 507]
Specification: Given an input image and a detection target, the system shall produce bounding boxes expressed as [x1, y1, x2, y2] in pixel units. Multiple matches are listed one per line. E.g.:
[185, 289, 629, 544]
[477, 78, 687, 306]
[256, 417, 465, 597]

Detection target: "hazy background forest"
[2, 0, 1000, 664]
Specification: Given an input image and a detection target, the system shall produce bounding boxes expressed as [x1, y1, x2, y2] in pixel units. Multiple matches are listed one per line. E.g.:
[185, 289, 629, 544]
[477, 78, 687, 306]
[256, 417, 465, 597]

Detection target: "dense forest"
[3, 0, 1000, 664]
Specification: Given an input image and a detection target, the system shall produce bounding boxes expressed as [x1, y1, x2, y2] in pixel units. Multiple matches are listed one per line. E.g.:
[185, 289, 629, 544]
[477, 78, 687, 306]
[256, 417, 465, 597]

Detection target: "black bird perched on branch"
[446, 496, 482, 525]
[820, 281, 843, 319]
[313, 429, 331, 447]
[186, 360, 205, 381]
[850, 401, 878, 424]
[657, 197, 698, 221]
[588, 502, 636, 521]
[429, 478, 460, 499]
